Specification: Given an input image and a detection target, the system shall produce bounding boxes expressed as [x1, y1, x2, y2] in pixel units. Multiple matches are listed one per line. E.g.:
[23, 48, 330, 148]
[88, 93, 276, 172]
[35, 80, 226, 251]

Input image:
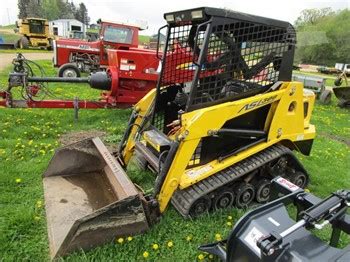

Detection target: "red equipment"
[0, 53, 159, 109]
[0, 40, 217, 109]
[54, 20, 150, 77]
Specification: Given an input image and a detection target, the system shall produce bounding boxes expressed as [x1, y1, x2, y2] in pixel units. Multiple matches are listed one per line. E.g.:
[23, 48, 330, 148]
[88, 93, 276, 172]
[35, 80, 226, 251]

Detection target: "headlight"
[165, 14, 175, 22]
[191, 10, 203, 19]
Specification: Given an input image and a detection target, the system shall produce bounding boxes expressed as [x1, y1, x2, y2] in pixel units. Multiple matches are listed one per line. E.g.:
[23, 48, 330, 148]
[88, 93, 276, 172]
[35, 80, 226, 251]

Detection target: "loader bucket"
[333, 86, 350, 107]
[43, 137, 150, 259]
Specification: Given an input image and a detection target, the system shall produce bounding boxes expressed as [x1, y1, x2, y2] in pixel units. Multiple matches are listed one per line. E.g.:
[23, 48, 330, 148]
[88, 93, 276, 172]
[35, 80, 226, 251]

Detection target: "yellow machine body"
[122, 81, 315, 212]
[16, 18, 52, 48]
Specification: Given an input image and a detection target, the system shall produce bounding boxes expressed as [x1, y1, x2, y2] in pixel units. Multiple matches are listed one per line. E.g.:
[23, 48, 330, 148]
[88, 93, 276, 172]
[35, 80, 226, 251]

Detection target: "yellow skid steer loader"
[43, 7, 316, 258]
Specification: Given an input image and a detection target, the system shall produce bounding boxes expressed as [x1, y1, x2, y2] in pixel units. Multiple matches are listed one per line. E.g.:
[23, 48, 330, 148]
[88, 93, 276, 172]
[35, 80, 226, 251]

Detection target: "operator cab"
[98, 19, 146, 49]
[129, 7, 297, 173]
[152, 7, 296, 132]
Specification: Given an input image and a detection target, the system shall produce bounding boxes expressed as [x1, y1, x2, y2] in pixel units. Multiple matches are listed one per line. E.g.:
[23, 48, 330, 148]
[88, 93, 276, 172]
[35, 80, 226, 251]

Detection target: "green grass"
[0, 31, 19, 44]
[0, 49, 53, 54]
[0, 60, 349, 261]
[0, 24, 16, 29]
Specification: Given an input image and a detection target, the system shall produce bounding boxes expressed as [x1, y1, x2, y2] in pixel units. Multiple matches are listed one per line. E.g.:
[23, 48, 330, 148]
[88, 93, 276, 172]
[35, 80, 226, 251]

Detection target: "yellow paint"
[121, 89, 156, 164]
[121, 81, 316, 213]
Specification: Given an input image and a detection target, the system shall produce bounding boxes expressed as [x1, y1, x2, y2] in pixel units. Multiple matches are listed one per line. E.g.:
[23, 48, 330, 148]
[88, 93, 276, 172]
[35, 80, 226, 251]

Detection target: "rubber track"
[171, 144, 292, 218]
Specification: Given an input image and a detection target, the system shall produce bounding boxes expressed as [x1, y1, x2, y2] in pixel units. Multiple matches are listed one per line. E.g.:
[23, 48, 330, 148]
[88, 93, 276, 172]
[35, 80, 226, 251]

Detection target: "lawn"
[0, 31, 19, 44]
[0, 60, 349, 261]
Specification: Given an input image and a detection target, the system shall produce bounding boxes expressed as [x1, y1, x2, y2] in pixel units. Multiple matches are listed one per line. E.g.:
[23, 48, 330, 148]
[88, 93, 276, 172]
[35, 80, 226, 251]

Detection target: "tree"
[57, 0, 75, 19]
[295, 8, 335, 28]
[17, 0, 91, 24]
[42, 0, 60, 20]
[75, 3, 90, 25]
[295, 8, 350, 65]
[18, 0, 30, 18]
[26, 0, 44, 18]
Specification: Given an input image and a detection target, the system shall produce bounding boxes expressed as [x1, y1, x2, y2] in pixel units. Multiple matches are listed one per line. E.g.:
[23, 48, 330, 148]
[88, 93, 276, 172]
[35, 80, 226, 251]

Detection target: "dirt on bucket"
[59, 131, 107, 146]
[58, 131, 119, 152]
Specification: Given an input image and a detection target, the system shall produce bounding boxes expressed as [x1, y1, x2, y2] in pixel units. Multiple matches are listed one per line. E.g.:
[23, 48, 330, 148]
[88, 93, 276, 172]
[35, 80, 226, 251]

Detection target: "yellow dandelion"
[34, 216, 41, 221]
[209, 254, 214, 259]
[127, 236, 133, 242]
[227, 221, 233, 227]
[198, 254, 205, 260]
[227, 215, 233, 220]
[152, 243, 159, 250]
[36, 200, 42, 208]
[15, 178, 22, 183]
[28, 140, 33, 146]
[167, 241, 174, 248]
[186, 235, 193, 241]
[143, 251, 149, 258]
[305, 188, 310, 193]
[117, 237, 124, 244]
[215, 233, 222, 241]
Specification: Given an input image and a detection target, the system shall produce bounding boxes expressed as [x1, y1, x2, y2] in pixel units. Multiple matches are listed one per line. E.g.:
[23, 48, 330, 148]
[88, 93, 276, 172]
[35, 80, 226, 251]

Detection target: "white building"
[49, 19, 86, 39]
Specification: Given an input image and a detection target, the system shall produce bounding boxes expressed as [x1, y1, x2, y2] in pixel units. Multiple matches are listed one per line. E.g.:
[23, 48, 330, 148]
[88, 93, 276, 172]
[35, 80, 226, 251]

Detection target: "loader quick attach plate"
[43, 137, 150, 259]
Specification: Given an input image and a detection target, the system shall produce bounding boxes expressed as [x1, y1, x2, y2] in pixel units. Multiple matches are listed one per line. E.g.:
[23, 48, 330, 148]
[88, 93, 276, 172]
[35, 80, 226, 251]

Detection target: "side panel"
[156, 82, 315, 212]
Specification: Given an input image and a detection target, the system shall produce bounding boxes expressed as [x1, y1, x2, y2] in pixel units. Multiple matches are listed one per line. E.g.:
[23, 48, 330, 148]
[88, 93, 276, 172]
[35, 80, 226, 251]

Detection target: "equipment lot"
[0, 60, 349, 261]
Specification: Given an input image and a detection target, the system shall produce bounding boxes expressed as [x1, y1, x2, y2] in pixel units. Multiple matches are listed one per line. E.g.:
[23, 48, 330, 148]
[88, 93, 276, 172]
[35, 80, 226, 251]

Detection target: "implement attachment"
[43, 137, 155, 258]
[333, 86, 350, 108]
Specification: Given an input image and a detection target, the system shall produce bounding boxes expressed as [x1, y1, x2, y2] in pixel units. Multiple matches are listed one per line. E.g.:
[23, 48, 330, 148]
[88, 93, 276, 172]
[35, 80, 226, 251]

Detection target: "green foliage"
[74, 3, 90, 25]
[0, 31, 19, 44]
[18, 0, 30, 19]
[26, 0, 44, 18]
[139, 35, 151, 44]
[295, 8, 350, 65]
[17, 0, 90, 24]
[42, 0, 60, 21]
[295, 8, 335, 27]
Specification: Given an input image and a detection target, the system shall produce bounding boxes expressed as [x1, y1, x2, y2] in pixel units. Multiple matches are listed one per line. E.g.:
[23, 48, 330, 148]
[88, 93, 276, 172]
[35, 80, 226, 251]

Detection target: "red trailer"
[53, 20, 150, 77]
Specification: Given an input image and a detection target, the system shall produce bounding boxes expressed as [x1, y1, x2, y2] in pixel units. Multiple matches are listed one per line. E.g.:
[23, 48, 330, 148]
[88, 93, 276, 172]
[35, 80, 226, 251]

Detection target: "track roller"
[254, 178, 271, 203]
[234, 182, 255, 208]
[213, 188, 235, 210]
[189, 196, 211, 217]
[288, 171, 308, 188]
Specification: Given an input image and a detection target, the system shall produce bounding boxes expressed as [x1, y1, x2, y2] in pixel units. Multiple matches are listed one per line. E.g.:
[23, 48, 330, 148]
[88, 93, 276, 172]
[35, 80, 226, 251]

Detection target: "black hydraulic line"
[214, 128, 266, 138]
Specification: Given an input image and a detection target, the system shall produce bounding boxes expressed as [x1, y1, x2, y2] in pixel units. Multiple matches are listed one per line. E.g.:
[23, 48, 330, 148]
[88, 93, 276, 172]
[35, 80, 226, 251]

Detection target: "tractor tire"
[334, 78, 343, 87]
[19, 37, 29, 49]
[319, 89, 332, 105]
[58, 63, 81, 78]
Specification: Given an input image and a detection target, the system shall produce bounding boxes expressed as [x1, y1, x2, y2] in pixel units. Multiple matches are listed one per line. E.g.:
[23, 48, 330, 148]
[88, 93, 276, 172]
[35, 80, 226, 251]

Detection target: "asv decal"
[238, 95, 277, 113]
